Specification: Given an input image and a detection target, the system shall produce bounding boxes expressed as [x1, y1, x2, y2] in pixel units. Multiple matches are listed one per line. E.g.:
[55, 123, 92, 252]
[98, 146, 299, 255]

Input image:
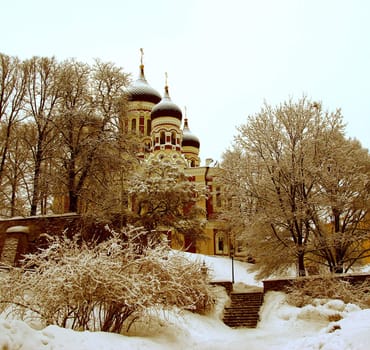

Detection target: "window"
[215, 230, 229, 255]
[160, 131, 165, 144]
[147, 120, 151, 136]
[171, 132, 176, 145]
[218, 236, 224, 251]
[139, 116, 144, 134]
[131, 118, 136, 132]
[216, 186, 222, 207]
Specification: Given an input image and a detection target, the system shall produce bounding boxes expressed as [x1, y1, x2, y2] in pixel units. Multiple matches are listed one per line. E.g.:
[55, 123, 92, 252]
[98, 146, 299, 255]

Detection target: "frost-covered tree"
[0, 54, 28, 215]
[0, 227, 214, 333]
[23, 56, 63, 215]
[78, 60, 139, 220]
[309, 136, 370, 273]
[0, 54, 27, 180]
[0, 122, 34, 216]
[51, 59, 135, 215]
[221, 98, 369, 278]
[0, 55, 139, 217]
[128, 160, 208, 247]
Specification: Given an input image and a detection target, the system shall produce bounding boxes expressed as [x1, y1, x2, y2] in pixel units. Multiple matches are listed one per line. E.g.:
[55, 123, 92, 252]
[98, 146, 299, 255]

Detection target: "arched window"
[131, 118, 136, 132]
[139, 116, 144, 134]
[160, 131, 166, 144]
[147, 120, 151, 136]
[215, 230, 229, 255]
[171, 132, 176, 145]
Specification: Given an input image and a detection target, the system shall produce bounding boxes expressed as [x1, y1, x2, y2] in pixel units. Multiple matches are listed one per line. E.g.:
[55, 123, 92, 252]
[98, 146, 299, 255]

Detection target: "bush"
[286, 275, 370, 308]
[0, 227, 214, 333]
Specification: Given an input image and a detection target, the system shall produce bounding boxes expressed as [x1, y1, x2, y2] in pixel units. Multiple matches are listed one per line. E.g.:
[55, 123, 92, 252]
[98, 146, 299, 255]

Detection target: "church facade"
[126, 57, 230, 257]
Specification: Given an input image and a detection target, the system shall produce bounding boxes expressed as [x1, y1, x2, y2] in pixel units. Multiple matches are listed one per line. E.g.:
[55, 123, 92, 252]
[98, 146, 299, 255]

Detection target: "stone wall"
[0, 214, 81, 266]
[211, 281, 233, 295]
[263, 273, 370, 293]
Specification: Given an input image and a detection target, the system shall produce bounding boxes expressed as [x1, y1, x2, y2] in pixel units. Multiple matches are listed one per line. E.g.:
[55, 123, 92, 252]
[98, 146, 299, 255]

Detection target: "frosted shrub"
[0, 227, 214, 333]
[286, 275, 370, 309]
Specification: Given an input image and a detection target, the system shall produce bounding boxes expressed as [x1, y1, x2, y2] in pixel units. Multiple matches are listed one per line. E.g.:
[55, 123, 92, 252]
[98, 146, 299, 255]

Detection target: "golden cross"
[140, 48, 144, 66]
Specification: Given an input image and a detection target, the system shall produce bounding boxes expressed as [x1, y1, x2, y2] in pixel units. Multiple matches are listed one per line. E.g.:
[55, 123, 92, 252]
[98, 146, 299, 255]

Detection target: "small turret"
[149, 73, 185, 166]
[182, 111, 200, 167]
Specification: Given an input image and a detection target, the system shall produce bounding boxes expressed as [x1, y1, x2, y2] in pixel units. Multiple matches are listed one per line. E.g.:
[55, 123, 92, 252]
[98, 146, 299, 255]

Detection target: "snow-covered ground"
[1, 253, 370, 350]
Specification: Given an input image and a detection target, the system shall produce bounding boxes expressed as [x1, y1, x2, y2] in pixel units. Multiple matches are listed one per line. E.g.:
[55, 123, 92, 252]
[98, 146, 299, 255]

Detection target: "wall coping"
[0, 213, 79, 222]
[263, 273, 370, 293]
[6, 226, 30, 234]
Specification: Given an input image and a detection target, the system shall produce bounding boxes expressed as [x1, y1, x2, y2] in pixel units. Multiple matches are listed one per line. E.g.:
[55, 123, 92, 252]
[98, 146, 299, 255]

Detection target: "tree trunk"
[10, 180, 17, 217]
[0, 122, 12, 186]
[30, 154, 42, 216]
[334, 265, 343, 274]
[297, 249, 306, 276]
[334, 251, 344, 273]
[69, 191, 78, 213]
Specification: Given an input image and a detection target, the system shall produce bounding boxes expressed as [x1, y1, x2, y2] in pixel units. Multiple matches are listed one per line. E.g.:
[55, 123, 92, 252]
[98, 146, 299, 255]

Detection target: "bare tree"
[51, 59, 134, 215]
[0, 56, 138, 219]
[79, 59, 138, 220]
[0, 54, 27, 188]
[24, 56, 63, 215]
[0, 122, 34, 216]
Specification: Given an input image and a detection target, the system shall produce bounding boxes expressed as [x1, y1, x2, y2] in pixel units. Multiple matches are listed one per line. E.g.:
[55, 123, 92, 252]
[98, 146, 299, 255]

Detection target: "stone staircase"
[223, 291, 264, 328]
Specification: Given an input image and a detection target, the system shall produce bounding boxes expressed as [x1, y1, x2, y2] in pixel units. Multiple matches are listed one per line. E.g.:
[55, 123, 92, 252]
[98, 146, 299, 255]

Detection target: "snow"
[183, 252, 262, 287]
[1, 253, 370, 350]
[5, 225, 29, 233]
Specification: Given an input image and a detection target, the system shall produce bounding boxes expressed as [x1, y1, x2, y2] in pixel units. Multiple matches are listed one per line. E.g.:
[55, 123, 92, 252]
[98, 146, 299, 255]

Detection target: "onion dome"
[151, 85, 183, 120]
[182, 118, 200, 148]
[127, 64, 161, 104]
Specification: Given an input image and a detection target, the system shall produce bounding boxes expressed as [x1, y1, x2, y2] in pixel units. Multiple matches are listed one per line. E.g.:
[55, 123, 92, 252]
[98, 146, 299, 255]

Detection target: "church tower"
[125, 51, 228, 257]
[148, 74, 187, 167]
[182, 113, 200, 167]
[126, 49, 161, 157]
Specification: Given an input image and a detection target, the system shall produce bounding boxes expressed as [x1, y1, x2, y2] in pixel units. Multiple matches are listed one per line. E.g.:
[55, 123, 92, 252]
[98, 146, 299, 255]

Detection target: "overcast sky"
[2, 0, 369, 163]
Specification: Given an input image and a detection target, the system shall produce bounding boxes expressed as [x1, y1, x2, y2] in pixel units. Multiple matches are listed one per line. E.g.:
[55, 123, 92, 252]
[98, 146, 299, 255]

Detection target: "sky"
[1, 0, 369, 163]
[2, 253, 370, 349]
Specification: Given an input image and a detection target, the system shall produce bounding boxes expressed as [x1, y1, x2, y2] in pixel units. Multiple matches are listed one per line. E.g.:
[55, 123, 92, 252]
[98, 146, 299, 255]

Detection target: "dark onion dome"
[127, 65, 161, 104]
[182, 118, 200, 148]
[151, 85, 182, 121]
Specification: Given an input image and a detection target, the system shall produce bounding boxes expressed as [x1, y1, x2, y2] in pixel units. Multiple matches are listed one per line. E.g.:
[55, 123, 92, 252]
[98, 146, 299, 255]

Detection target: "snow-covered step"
[223, 292, 264, 328]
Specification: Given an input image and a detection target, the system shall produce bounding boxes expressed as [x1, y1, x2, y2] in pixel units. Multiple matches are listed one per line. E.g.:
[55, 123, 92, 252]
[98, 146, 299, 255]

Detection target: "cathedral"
[125, 52, 230, 257]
